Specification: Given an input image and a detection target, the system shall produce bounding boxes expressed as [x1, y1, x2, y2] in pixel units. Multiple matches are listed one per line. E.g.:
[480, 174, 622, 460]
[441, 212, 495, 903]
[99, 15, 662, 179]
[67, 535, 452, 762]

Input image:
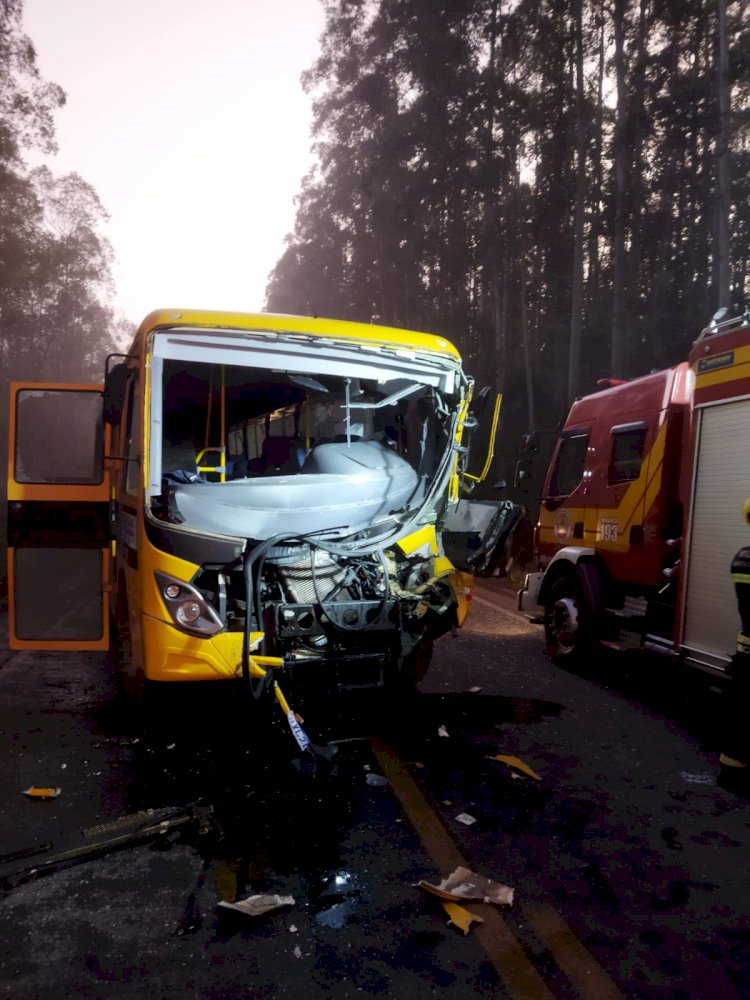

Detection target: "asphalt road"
[0, 582, 749, 999]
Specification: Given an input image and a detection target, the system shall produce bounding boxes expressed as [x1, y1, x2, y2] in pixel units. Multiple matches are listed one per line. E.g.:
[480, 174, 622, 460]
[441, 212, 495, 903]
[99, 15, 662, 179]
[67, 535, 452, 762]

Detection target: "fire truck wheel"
[544, 574, 592, 665]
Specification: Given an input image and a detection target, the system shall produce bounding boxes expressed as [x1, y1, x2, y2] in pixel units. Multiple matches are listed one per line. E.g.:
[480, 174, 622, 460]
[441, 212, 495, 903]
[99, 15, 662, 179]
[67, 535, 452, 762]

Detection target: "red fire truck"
[519, 311, 750, 674]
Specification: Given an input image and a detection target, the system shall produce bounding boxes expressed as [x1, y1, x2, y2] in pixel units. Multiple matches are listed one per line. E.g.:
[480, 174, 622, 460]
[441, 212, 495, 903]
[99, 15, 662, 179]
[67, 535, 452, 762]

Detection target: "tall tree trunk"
[717, 0, 731, 309]
[568, 0, 586, 402]
[610, 0, 628, 378]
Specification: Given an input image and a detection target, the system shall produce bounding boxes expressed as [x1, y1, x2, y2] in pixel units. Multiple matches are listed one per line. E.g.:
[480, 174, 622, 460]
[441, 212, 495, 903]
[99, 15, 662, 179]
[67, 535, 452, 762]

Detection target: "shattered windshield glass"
[146, 334, 464, 544]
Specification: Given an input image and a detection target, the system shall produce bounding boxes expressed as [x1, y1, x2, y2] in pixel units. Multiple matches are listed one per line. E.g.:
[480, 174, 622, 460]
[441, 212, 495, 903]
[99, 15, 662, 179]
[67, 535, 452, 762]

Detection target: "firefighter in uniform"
[719, 542, 750, 777]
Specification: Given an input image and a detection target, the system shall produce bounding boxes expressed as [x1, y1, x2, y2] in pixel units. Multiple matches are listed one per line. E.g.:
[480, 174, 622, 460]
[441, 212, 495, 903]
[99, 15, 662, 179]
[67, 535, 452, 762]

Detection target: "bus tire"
[544, 573, 594, 666]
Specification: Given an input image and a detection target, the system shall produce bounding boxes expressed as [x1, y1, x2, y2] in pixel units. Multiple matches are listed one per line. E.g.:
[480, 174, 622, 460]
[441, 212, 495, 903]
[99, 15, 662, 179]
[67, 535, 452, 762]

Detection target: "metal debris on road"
[217, 894, 295, 918]
[21, 786, 61, 800]
[487, 754, 542, 781]
[454, 812, 477, 826]
[418, 865, 514, 906]
[442, 900, 484, 935]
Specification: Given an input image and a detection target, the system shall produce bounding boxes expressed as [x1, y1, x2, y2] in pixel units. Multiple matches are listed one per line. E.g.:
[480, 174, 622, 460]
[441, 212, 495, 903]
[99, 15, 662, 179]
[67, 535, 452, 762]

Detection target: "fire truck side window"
[547, 432, 589, 498]
[608, 425, 647, 484]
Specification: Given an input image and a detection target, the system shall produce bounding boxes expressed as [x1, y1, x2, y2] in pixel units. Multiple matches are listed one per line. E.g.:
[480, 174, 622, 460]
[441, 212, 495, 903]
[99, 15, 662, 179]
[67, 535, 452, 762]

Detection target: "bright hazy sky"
[23, 0, 325, 324]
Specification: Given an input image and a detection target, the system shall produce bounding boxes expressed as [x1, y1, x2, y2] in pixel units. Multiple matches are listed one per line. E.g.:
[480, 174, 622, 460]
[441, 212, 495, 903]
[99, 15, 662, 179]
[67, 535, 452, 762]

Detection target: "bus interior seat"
[248, 435, 299, 476]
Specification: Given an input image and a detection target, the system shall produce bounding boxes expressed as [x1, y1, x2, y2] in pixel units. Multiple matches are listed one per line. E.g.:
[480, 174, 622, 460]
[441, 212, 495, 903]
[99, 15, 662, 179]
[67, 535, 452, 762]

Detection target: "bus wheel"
[113, 611, 145, 705]
[544, 575, 592, 665]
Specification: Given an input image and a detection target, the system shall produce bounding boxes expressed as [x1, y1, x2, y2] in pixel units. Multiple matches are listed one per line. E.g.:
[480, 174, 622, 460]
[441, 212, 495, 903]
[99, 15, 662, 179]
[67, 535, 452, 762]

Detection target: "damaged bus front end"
[124, 311, 486, 698]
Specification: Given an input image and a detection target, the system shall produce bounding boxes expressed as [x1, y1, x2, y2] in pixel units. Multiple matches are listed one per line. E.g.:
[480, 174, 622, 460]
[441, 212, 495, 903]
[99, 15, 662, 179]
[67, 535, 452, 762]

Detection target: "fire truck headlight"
[155, 571, 223, 637]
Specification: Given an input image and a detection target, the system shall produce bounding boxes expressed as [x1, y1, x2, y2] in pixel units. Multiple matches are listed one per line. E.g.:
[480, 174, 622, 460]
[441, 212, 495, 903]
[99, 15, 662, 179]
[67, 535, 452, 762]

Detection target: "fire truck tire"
[544, 573, 594, 665]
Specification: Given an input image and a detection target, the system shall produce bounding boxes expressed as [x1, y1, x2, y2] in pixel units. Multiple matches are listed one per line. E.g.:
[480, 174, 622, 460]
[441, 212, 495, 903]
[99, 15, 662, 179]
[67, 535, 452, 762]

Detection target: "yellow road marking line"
[371, 739, 625, 999]
[523, 902, 623, 999]
[371, 737, 556, 1000]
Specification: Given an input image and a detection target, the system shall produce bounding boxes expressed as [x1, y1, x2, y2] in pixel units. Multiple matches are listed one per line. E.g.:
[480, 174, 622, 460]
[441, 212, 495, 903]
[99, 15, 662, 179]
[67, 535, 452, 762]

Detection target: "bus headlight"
[176, 601, 202, 627]
[155, 571, 223, 637]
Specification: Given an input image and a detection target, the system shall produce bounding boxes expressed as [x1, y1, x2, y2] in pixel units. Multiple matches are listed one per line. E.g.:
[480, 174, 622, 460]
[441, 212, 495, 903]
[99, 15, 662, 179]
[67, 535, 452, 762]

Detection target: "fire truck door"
[6, 384, 110, 650]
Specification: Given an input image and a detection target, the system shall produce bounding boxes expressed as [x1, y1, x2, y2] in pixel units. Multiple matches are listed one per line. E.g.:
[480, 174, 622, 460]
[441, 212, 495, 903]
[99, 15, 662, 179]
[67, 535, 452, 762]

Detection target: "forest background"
[0, 0, 749, 581]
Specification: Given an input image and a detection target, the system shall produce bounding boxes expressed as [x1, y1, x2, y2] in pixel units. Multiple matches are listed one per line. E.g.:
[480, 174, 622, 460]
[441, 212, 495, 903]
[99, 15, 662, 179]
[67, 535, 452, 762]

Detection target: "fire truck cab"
[520, 312, 750, 674]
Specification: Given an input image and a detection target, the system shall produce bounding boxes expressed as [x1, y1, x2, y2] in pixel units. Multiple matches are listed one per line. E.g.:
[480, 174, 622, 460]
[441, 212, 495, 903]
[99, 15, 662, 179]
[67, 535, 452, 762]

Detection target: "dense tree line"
[0, 0, 123, 384]
[266, 0, 750, 469]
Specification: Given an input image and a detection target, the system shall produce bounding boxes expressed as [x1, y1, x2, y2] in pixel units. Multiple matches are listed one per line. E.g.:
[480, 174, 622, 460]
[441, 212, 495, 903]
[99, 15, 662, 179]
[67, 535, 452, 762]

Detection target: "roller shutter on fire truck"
[682, 398, 750, 667]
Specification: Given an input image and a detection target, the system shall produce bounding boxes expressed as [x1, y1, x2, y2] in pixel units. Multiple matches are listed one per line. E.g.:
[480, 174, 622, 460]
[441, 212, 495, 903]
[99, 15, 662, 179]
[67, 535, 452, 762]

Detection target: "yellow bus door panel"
[7, 383, 110, 650]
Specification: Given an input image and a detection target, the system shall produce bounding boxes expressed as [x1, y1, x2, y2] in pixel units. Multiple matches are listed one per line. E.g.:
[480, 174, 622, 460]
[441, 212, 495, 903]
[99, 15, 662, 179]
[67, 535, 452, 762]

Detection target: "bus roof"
[134, 309, 462, 362]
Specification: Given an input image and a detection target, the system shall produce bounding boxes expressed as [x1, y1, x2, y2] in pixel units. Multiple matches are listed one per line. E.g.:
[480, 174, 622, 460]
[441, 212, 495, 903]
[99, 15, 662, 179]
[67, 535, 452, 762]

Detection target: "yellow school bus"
[7, 309, 506, 712]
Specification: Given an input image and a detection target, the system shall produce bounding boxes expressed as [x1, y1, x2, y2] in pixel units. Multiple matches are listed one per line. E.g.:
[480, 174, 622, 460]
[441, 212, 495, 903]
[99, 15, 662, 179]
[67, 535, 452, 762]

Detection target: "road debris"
[469, 686, 482, 693]
[438, 725, 450, 738]
[293, 945, 303, 959]
[365, 773, 389, 787]
[442, 900, 484, 935]
[21, 786, 61, 800]
[218, 894, 295, 918]
[455, 812, 477, 826]
[680, 772, 714, 785]
[0, 804, 220, 894]
[487, 754, 542, 781]
[418, 865, 514, 906]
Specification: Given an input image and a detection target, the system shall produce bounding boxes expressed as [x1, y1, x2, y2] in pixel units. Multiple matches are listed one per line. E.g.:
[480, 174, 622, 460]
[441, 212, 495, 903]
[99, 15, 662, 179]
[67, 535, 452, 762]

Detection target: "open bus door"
[7, 383, 110, 650]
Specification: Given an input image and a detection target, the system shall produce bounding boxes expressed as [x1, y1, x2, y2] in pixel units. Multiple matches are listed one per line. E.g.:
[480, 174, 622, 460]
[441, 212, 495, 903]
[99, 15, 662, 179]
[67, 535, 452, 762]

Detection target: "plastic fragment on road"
[217, 894, 295, 918]
[487, 754, 542, 781]
[680, 772, 714, 785]
[469, 686, 482, 693]
[22, 787, 60, 800]
[438, 725, 450, 738]
[455, 812, 477, 826]
[293, 945, 303, 959]
[442, 900, 484, 935]
[418, 865, 514, 906]
[365, 773, 389, 787]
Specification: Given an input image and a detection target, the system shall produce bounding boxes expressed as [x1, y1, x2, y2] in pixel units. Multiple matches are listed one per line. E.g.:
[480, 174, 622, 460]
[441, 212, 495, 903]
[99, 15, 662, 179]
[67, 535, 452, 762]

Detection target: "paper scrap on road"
[22, 786, 61, 800]
[418, 865, 514, 906]
[438, 726, 450, 738]
[442, 900, 484, 934]
[455, 812, 477, 826]
[218, 894, 295, 918]
[487, 754, 542, 781]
